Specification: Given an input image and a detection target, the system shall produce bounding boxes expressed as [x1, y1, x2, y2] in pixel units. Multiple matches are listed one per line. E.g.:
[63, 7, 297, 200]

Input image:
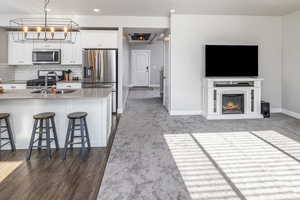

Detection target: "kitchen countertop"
[0, 80, 27, 84]
[0, 88, 112, 100]
[0, 80, 83, 84]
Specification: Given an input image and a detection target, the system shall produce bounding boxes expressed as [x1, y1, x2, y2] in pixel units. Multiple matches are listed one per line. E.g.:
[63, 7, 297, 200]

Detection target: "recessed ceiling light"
[170, 9, 176, 13]
[93, 8, 101, 13]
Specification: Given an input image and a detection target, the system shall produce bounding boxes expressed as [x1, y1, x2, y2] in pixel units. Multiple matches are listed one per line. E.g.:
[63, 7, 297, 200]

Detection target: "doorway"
[131, 50, 151, 87]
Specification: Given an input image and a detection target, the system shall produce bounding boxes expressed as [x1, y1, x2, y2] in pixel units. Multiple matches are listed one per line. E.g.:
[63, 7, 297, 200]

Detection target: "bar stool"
[0, 113, 16, 151]
[63, 112, 91, 159]
[27, 112, 59, 160]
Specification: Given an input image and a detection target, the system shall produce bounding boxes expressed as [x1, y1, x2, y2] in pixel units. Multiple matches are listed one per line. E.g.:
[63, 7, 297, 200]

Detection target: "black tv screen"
[205, 45, 258, 77]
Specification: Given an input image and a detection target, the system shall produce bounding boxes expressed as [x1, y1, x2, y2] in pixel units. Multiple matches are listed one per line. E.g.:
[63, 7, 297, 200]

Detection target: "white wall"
[282, 11, 300, 116]
[122, 33, 131, 110]
[130, 41, 164, 86]
[170, 14, 282, 114]
[0, 28, 7, 63]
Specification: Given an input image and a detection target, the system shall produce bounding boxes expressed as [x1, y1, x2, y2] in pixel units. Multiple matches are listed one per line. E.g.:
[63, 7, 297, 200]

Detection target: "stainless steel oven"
[32, 49, 61, 64]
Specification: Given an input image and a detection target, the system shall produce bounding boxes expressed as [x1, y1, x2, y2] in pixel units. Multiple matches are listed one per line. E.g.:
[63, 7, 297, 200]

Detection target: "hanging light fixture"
[9, 0, 79, 42]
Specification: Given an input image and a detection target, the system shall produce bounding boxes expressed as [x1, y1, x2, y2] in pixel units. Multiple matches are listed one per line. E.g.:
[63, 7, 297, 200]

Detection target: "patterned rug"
[165, 130, 300, 200]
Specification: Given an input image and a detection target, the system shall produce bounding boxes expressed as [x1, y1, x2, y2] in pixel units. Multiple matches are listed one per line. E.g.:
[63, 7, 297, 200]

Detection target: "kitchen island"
[0, 88, 112, 149]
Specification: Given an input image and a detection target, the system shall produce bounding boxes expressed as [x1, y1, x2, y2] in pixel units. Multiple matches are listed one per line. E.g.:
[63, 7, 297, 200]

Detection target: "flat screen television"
[205, 45, 258, 77]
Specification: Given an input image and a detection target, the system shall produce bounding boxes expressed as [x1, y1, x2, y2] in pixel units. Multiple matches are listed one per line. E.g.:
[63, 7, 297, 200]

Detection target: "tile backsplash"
[13, 65, 83, 80]
[0, 64, 15, 81]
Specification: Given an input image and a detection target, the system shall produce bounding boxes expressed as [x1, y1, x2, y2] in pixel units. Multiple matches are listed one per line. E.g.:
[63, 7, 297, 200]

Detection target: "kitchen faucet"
[44, 71, 58, 90]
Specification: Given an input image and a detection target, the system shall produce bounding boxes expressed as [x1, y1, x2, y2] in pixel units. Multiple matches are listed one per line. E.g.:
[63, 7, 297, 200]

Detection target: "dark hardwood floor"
[0, 115, 120, 200]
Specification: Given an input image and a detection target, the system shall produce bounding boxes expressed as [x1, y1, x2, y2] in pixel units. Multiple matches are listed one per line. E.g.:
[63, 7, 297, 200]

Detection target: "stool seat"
[0, 113, 9, 119]
[67, 112, 88, 119]
[33, 112, 55, 120]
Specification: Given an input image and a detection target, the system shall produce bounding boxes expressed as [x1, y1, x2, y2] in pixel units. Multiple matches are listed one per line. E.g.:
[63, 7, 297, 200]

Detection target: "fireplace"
[222, 94, 244, 114]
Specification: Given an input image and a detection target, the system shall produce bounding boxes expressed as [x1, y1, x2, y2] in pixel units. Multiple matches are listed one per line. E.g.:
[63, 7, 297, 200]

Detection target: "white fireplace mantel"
[203, 77, 264, 120]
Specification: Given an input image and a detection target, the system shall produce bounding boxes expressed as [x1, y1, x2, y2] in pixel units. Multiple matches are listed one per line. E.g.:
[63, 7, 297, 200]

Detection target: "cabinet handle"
[66, 85, 72, 88]
[11, 86, 16, 89]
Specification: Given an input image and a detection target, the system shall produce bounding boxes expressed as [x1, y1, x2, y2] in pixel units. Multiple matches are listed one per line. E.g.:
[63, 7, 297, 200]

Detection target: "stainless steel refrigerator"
[82, 49, 118, 113]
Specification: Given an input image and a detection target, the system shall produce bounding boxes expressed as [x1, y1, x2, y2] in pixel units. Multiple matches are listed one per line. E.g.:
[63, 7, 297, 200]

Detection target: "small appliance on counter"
[82, 49, 118, 113]
[26, 70, 64, 88]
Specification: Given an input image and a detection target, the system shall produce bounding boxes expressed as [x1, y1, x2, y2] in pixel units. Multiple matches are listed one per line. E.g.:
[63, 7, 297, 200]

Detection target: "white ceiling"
[0, 0, 300, 16]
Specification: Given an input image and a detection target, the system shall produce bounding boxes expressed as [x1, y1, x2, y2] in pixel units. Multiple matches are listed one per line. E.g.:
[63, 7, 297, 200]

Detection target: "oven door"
[32, 49, 61, 64]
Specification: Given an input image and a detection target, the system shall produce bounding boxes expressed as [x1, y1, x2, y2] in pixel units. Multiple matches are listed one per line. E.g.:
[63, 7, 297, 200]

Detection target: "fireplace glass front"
[222, 94, 244, 114]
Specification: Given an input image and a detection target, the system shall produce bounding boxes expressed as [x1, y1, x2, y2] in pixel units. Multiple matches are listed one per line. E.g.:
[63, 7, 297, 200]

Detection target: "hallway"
[98, 89, 300, 200]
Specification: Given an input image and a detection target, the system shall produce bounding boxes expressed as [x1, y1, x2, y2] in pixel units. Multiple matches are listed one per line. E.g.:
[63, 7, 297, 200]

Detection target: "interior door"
[131, 50, 151, 87]
[163, 39, 171, 111]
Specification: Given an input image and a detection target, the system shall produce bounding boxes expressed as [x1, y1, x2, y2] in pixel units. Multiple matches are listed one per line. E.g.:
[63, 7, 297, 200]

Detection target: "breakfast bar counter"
[0, 88, 112, 149]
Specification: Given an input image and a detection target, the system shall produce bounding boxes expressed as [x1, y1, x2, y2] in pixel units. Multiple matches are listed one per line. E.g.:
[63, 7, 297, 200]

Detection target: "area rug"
[165, 131, 300, 200]
[0, 160, 23, 183]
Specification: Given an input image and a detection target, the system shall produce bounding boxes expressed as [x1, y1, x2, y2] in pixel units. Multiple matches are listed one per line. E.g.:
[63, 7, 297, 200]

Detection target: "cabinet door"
[81, 30, 118, 49]
[61, 33, 82, 65]
[8, 33, 33, 65]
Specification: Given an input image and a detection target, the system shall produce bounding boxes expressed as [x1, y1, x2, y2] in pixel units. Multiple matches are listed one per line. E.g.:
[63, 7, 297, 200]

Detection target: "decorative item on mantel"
[9, 0, 79, 43]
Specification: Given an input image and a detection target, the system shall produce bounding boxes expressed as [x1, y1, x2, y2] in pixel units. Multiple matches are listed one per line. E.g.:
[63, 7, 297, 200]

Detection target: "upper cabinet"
[8, 30, 119, 66]
[8, 33, 33, 65]
[81, 30, 118, 49]
[61, 33, 82, 65]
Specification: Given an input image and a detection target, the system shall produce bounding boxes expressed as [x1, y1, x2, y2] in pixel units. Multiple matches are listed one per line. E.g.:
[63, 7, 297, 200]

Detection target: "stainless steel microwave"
[32, 49, 61, 64]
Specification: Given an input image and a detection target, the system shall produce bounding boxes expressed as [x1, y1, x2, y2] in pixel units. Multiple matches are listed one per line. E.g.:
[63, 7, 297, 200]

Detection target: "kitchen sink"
[31, 89, 77, 94]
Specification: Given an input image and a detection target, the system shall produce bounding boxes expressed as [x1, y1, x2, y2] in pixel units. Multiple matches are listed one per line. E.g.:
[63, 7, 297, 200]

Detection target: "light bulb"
[50, 27, 55, 33]
[64, 27, 68, 33]
[23, 26, 28, 32]
[37, 27, 42, 32]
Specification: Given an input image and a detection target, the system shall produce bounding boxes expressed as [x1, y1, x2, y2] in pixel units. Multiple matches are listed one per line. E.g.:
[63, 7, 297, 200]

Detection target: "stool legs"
[0, 117, 16, 152]
[27, 120, 38, 160]
[83, 118, 91, 150]
[63, 120, 72, 160]
[50, 118, 59, 150]
[63, 116, 91, 160]
[4, 118, 16, 151]
[37, 120, 43, 151]
[27, 116, 59, 160]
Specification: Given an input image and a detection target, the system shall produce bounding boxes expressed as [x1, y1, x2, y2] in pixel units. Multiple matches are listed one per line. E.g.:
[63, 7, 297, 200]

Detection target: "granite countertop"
[0, 88, 112, 100]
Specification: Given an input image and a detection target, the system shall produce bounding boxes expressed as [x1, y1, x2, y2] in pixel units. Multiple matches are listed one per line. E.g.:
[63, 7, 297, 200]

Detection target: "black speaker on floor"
[261, 101, 270, 118]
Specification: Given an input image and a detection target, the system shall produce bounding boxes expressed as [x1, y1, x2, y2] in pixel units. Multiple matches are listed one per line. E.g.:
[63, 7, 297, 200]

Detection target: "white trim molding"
[271, 108, 282, 113]
[282, 109, 300, 119]
[170, 110, 202, 116]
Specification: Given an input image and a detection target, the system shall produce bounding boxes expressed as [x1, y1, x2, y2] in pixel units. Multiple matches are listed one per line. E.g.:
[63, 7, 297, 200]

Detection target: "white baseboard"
[271, 108, 282, 113]
[170, 110, 202, 116]
[129, 84, 160, 88]
[282, 109, 300, 119]
[117, 108, 123, 114]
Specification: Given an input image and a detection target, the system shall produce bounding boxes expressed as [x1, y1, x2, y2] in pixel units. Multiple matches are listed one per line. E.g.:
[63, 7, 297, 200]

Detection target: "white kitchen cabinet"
[56, 82, 82, 89]
[81, 30, 118, 49]
[61, 33, 82, 65]
[33, 41, 61, 49]
[1, 84, 27, 90]
[8, 33, 33, 65]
